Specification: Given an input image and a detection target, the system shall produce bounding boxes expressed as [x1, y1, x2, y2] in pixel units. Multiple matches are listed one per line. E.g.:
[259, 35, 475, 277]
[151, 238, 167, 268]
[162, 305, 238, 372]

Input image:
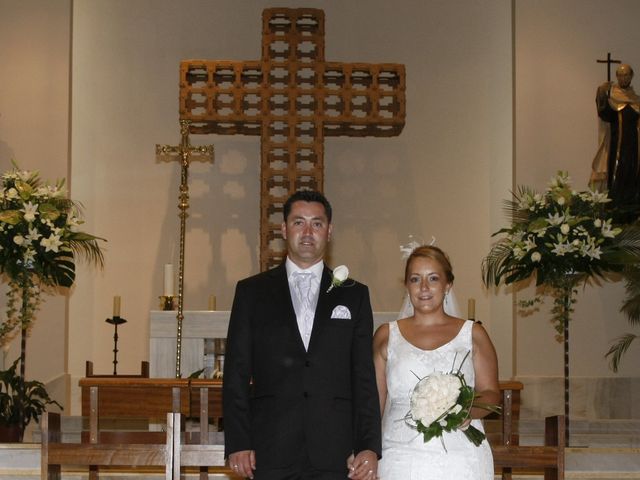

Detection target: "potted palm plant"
[0, 358, 62, 441]
[0, 163, 105, 439]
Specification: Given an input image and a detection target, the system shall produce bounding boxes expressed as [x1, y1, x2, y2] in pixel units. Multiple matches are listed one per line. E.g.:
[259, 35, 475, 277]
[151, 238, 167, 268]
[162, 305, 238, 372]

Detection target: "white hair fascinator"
[399, 235, 436, 259]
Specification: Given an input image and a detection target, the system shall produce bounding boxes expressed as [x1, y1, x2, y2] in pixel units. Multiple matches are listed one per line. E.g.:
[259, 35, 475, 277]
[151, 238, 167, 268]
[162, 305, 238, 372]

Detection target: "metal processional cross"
[156, 120, 214, 377]
[179, 8, 406, 270]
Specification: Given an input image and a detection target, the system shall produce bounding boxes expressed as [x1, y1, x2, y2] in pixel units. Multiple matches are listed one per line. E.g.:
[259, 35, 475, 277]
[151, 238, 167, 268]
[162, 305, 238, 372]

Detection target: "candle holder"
[105, 315, 127, 375]
[159, 295, 175, 311]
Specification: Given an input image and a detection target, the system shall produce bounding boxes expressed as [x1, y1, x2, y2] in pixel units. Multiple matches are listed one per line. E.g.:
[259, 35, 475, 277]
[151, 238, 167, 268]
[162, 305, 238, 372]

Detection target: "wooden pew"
[41, 411, 173, 480]
[42, 377, 563, 479]
[489, 381, 564, 479]
[491, 415, 565, 480]
[79, 377, 223, 441]
[494, 380, 523, 446]
[41, 378, 225, 479]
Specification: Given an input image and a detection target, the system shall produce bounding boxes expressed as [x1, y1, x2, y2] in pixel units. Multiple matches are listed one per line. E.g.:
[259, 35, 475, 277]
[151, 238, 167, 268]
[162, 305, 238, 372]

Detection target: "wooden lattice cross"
[179, 7, 406, 270]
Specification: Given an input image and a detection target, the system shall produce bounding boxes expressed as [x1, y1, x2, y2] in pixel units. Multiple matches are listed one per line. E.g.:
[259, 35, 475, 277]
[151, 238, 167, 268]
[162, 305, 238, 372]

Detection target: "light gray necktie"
[293, 271, 314, 349]
[293, 271, 313, 313]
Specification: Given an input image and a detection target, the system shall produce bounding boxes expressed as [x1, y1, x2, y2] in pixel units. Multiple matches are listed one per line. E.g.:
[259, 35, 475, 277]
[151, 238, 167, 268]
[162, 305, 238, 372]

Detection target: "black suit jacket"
[223, 263, 381, 472]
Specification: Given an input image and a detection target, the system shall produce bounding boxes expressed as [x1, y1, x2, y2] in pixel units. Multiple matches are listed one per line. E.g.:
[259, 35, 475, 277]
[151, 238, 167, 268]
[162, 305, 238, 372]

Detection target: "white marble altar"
[149, 310, 397, 378]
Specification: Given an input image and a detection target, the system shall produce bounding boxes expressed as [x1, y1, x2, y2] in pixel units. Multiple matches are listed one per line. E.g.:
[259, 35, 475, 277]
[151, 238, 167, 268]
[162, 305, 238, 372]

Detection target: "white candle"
[113, 295, 121, 317]
[164, 264, 174, 296]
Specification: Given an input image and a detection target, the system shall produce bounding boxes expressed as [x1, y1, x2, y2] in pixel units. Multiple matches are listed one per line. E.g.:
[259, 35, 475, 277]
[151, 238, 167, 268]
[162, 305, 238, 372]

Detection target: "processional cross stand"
[597, 52, 621, 81]
[179, 7, 406, 270]
[156, 120, 214, 378]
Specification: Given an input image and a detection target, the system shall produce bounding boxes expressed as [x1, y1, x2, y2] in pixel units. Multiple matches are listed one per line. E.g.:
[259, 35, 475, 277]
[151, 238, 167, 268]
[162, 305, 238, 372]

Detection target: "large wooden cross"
[179, 8, 406, 270]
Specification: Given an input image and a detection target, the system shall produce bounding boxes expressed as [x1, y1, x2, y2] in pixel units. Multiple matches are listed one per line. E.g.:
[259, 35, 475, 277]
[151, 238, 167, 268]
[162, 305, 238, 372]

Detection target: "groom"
[223, 190, 381, 479]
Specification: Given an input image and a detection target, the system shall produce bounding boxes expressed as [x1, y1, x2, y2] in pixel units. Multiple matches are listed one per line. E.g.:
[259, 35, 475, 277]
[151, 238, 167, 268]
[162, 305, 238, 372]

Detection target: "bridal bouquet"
[406, 352, 499, 448]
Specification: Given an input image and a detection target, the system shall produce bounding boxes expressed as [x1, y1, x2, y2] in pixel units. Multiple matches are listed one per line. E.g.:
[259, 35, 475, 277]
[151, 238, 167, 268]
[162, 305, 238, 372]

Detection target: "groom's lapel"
[308, 265, 333, 352]
[267, 263, 306, 352]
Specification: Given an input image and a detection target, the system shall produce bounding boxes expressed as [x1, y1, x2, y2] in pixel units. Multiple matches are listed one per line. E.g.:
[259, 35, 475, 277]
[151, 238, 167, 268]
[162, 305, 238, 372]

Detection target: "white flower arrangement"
[405, 352, 500, 449]
[483, 171, 640, 338]
[484, 171, 623, 288]
[0, 164, 105, 342]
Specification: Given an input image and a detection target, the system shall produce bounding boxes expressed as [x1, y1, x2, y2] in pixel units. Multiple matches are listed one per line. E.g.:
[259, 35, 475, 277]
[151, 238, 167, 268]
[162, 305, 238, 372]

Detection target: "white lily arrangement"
[482, 171, 640, 337]
[484, 172, 621, 286]
[0, 163, 105, 342]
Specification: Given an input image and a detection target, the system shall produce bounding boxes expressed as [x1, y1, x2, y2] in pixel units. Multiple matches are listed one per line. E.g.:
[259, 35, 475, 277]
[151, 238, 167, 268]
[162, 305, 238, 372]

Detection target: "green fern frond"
[605, 333, 637, 372]
[482, 240, 514, 287]
[68, 236, 105, 269]
[620, 266, 640, 324]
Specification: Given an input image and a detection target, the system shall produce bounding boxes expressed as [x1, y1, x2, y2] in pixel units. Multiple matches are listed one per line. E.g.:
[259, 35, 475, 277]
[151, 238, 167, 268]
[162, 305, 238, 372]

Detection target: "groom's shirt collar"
[285, 257, 324, 279]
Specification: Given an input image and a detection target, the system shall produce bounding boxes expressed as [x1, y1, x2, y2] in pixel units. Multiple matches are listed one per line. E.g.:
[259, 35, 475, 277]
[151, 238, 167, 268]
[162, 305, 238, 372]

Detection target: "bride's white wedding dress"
[378, 320, 493, 480]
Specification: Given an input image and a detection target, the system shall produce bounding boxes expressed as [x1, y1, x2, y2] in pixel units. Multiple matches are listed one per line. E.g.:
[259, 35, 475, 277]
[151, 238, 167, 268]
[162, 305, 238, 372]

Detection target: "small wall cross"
[597, 52, 621, 82]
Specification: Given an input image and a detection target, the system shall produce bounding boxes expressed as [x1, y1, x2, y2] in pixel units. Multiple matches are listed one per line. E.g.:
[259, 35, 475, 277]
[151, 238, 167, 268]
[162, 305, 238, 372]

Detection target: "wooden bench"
[41, 377, 563, 479]
[41, 411, 174, 480]
[41, 378, 228, 479]
[493, 380, 523, 446]
[492, 415, 565, 480]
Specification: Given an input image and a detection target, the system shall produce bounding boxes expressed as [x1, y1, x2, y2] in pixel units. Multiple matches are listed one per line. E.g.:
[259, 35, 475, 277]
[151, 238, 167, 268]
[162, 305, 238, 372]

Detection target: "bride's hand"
[459, 418, 471, 431]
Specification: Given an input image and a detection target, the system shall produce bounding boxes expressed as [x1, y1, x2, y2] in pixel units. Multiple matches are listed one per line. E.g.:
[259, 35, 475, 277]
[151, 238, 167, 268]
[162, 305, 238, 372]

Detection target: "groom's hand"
[228, 450, 255, 479]
[347, 449, 378, 480]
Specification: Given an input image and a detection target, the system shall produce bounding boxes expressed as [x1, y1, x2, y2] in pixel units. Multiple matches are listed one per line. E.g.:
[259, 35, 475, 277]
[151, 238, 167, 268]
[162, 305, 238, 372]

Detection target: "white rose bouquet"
[406, 352, 500, 448]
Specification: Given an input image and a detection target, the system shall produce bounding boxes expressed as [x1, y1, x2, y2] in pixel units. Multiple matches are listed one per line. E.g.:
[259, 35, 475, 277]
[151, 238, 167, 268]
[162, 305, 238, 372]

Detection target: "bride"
[373, 245, 499, 479]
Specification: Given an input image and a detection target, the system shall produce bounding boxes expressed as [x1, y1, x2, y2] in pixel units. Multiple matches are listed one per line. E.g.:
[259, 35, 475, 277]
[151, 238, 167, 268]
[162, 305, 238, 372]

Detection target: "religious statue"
[591, 63, 640, 204]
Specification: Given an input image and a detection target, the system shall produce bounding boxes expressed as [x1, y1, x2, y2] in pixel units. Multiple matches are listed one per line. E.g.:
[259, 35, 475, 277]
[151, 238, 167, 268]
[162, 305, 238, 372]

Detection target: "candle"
[208, 294, 216, 311]
[164, 264, 174, 296]
[113, 295, 121, 317]
[468, 298, 475, 320]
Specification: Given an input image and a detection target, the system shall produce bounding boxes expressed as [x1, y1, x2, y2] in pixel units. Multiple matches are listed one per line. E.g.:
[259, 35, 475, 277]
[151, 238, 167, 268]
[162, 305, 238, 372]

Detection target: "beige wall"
[0, 0, 71, 397]
[1, 0, 638, 418]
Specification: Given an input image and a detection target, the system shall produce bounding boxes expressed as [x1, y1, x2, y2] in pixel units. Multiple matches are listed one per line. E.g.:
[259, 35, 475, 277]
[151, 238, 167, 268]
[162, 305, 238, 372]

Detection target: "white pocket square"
[330, 305, 351, 319]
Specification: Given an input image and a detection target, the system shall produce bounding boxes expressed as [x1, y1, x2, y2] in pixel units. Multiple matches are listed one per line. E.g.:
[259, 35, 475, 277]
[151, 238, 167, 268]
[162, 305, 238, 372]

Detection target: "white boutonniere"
[327, 264, 349, 293]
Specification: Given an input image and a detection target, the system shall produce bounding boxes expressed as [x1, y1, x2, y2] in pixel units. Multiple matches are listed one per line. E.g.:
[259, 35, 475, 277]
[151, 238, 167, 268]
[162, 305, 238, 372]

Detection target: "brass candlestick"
[159, 295, 176, 311]
[156, 119, 214, 378]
